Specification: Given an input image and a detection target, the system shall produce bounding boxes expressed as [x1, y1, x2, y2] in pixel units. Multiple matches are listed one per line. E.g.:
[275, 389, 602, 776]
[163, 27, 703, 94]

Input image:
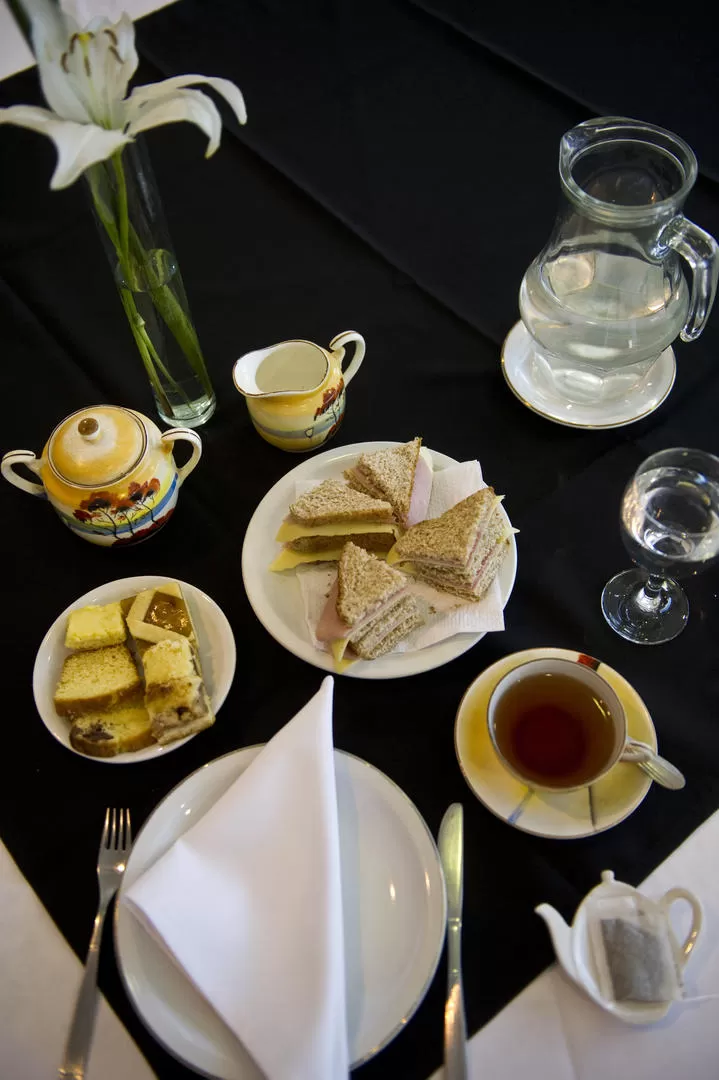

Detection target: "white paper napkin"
[0, 838, 157, 1080]
[123, 677, 348, 1080]
[296, 461, 506, 654]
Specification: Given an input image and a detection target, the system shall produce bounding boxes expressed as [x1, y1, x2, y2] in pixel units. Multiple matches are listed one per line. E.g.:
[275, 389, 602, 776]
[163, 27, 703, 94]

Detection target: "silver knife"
[438, 803, 468, 1080]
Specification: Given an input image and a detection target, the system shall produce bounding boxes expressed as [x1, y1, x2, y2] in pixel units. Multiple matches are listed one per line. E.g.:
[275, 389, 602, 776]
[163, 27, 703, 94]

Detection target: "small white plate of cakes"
[33, 576, 236, 762]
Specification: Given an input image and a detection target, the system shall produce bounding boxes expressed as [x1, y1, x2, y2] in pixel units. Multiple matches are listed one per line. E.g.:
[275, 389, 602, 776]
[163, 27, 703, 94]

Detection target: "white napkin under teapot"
[123, 677, 348, 1080]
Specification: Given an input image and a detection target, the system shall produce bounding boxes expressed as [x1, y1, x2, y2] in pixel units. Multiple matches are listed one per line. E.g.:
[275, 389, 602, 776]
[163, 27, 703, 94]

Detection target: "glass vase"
[85, 139, 216, 427]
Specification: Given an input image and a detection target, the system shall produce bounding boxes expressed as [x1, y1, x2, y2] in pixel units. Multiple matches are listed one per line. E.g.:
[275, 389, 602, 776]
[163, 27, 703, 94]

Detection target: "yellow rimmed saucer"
[455, 647, 656, 839]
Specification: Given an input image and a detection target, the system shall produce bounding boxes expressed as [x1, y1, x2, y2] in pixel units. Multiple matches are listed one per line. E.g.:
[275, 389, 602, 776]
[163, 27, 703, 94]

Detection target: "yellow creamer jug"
[232, 331, 365, 451]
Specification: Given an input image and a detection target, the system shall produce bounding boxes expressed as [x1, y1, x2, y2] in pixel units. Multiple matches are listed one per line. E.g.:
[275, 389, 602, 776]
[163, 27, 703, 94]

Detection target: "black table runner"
[1, 3, 718, 1078]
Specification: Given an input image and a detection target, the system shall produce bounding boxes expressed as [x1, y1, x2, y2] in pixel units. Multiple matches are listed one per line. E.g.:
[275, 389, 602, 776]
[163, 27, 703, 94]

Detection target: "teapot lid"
[48, 406, 147, 487]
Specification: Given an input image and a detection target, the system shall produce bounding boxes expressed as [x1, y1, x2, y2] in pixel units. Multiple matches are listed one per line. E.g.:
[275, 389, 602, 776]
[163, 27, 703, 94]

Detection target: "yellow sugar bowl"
[232, 331, 365, 451]
[1, 405, 201, 546]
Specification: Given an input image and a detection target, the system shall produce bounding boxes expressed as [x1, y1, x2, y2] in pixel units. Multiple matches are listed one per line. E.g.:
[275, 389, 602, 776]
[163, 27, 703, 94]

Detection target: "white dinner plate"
[115, 746, 446, 1076]
[242, 441, 517, 678]
[33, 575, 236, 763]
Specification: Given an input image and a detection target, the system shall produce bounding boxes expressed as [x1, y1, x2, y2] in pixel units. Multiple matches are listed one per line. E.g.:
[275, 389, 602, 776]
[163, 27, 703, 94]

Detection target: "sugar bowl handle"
[329, 331, 365, 385]
[160, 428, 202, 484]
[1, 449, 45, 496]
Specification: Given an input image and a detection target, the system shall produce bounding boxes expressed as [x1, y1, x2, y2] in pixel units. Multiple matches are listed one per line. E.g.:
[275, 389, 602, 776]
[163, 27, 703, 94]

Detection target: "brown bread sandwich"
[387, 487, 511, 601]
[344, 438, 433, 527]
[270, 479, 400, 571]
[315, 541, 426, 669]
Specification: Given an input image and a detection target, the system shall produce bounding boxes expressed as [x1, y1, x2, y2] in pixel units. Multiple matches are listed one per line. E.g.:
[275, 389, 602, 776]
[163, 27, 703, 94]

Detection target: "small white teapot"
[536, 869, 702, 1024]
[2, 405, 201, 547]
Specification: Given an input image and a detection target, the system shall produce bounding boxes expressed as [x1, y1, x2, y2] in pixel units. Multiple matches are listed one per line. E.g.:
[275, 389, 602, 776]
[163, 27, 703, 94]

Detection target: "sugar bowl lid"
[48, 406, 147, 487]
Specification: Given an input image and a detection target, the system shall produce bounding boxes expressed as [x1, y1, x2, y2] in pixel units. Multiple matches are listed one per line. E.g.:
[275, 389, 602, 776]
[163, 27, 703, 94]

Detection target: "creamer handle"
[1, 450, 45, 496]
[661, 216, 719, 341]
[329, 331, 365, 385]
[160, 428, 202, 484]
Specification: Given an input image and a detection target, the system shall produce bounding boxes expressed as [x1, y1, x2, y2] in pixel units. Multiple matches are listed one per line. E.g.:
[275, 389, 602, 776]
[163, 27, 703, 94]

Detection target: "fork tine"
[124, 809, 132, 848]
[101, 807, 111, 848]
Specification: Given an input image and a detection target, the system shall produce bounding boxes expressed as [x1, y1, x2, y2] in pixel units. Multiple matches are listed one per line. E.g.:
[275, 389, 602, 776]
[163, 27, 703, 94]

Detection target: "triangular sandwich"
[270, 479, 400, 571]
[387, 487, 511, 601]
[316, 542, 426, 669]
[344, 437, 432, 527]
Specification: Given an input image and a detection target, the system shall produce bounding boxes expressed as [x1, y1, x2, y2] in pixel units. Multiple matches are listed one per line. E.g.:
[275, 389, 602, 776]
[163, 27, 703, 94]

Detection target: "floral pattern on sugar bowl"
[1, 405, 201, 546]
[233, 331, 365, 452]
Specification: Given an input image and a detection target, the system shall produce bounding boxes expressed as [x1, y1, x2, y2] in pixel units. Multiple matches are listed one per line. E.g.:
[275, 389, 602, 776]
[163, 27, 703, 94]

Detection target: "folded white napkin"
[123, 677, 348, 1080]
[296, 460, 506, 654]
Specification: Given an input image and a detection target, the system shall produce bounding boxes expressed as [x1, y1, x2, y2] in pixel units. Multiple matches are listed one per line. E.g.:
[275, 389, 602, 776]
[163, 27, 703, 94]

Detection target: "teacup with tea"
[487, 657, 651, 791]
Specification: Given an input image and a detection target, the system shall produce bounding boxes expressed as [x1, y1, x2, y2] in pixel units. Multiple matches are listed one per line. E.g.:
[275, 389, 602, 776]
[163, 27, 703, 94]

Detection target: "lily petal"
[0, 105, 131, 188]
[88, 14, 138, 126]
[126, 74, 247, 128]
[124, 88, 222, 157]
[32, 13, 92, 123]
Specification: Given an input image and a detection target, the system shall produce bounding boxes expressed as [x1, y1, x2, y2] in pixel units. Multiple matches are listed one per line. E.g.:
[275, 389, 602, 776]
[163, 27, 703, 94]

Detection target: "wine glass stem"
[635, 573, 670, 614]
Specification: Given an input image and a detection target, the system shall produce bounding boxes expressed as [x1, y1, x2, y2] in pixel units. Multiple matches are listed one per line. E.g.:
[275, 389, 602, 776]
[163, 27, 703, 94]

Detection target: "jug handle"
[1, 450, 45, 496]
[329, 331, 365, 385]
[160, 429, 202, 484]
[660, 216, 719, 341]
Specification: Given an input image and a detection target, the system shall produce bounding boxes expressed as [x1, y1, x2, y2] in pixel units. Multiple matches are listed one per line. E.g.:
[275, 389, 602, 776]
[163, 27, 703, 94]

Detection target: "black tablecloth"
[1, 2, 718, 1078]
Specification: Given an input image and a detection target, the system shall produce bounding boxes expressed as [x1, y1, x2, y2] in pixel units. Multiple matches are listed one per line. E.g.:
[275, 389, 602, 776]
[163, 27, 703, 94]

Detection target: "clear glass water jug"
[519, 117, 718, 405]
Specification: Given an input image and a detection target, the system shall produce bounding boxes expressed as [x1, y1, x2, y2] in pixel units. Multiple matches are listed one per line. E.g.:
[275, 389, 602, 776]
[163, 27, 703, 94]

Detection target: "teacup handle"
[619, 737, 654, 764]
[329, 331, 365, 385]
[160, 428, 202, 484]
[1, 449, 45, 497]
[659, 887, 703, 967]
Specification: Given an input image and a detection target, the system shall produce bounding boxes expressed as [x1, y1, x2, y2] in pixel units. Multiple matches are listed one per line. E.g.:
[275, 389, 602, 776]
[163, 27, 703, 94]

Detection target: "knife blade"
[438, 803, 468, 1080]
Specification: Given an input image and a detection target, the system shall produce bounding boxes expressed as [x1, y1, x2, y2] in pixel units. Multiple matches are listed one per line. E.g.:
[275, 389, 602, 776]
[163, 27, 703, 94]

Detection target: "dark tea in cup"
[488, 659, 624, 790]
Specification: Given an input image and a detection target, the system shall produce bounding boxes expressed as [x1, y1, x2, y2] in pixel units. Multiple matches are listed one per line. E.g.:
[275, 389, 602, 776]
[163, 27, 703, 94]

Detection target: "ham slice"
[405, 453, 433, 527]
[315, 578, 411, 644]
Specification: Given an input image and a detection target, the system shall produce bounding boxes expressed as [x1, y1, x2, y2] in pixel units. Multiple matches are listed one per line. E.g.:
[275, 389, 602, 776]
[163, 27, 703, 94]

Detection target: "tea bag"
[587, 893, 682, 1005]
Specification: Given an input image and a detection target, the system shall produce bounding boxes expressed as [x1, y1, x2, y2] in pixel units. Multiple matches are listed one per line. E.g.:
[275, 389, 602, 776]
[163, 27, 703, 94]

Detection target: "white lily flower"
[0, 9, 247, 189]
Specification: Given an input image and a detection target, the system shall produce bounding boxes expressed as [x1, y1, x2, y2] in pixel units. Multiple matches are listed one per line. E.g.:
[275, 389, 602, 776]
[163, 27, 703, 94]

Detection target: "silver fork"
[58, 808, 132, 1080]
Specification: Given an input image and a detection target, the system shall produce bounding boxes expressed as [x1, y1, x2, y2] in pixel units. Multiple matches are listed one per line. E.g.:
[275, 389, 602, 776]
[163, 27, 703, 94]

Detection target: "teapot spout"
[535, 903, 577, 981]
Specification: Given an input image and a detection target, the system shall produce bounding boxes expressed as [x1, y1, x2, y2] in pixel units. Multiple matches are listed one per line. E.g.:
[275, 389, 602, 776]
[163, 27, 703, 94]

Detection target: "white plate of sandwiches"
[33, 576, 236, 762]
[242, 440, 517, 679]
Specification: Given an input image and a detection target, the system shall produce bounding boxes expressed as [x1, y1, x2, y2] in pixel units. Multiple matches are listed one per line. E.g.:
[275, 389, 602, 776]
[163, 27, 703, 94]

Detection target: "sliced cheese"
[386, 544, 401, 565]
[269, 547, 347, 572]
[275, 519, 399, 543]
[330, 638, 357, 672]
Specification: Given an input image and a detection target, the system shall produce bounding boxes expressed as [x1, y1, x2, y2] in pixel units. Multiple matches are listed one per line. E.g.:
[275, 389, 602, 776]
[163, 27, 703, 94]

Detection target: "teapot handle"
[160, 428, 202, 484]
[659, 887, 702, 967]
[661, 216, 719, 341]
[329, 331, 365, 385]
[1, 450, 45, 497]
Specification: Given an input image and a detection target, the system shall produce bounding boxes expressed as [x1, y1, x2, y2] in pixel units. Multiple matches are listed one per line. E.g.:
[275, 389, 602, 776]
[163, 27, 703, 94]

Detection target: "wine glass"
[601, 447, 719, 644]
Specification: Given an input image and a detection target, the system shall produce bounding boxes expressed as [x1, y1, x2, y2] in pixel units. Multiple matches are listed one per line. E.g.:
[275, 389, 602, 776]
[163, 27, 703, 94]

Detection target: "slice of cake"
[126, 582, 197, 654]
[69, 704, 154, 758]
[64, 602, 126, 651]
[142, 638, 214, 745]
[53, 645, 142, 717]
